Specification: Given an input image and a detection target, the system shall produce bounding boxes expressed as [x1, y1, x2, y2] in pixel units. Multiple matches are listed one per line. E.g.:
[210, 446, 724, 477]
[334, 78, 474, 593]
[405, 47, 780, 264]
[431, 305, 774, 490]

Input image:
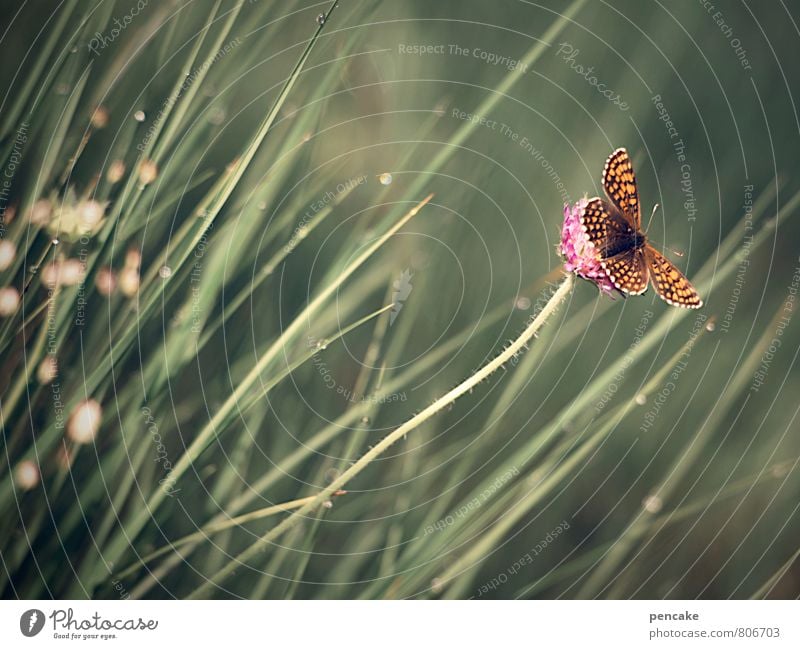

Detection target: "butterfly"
[580, 148, 703, 308]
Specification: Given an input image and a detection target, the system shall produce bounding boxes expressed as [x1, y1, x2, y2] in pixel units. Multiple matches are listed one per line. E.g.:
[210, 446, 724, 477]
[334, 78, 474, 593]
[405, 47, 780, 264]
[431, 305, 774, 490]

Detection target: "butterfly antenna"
[648, 238, 685, 258]
[644, 203, 660, 234]
[645, 204, 685, 257]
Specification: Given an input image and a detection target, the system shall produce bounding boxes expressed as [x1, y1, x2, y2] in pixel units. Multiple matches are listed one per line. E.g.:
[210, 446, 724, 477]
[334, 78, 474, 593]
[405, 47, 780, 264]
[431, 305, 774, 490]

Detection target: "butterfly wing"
[602, 248, 649, 295]
[603, 148, 642, 229]
[580, 198, 640, 259]
[645, 246, 703, 308]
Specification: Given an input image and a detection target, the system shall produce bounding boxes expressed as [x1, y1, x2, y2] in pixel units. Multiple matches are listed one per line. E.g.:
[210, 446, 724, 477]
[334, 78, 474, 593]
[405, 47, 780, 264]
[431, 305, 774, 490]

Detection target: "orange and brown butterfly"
[577, 148, 703, 309]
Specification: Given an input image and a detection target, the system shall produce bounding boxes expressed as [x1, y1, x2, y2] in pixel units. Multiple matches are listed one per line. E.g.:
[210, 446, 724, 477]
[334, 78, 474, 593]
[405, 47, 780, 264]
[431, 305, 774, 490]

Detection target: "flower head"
[29, 199, 52, 226]
[0, 286, 20, 316]
[107, 160, 126, 183]
[67, 399, 102, 444]
[38, 356, 58, 384]
[96, 267, 117, 296]
[560, 199, 615, 295]
[138, 159, 158, 185]
[37, 189, 108, 241]
[42, 258, 85, 287]
[0, 240, 15, 271]
[14, 460, 40, 491]
[91, 105, 109, 129]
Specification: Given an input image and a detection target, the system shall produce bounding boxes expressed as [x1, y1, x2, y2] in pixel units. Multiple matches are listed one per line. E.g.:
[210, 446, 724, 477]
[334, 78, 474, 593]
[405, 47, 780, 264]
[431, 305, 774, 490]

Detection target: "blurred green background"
[1, 0, 799, 599]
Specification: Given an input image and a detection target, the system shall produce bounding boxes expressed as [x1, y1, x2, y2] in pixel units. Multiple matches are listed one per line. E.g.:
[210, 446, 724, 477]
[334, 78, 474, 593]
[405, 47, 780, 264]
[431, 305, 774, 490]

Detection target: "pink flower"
[560, 199, 615, 295]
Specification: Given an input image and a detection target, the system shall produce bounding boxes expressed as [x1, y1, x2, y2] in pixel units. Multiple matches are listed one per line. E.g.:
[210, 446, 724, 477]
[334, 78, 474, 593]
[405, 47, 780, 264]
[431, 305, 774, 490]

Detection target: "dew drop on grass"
[316, 13, 326, 25]
[515, 296, 531, 310]
[705, 321, 716, 332]
[51, 238, 60, 246]
[159, 265, 172, 279]
[378, 172, 392, 186]
[134, 110, 146, 122]
[360, 416, 370, 425]
[30, 265, 38, 274]
[322, 500, 333, 509]
[315, 339, 328, 351]
[634, 393, 647, 406]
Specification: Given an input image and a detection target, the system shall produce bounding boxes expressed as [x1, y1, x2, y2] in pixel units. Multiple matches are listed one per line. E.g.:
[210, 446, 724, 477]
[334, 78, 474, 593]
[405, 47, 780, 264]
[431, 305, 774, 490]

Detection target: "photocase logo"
[20, 609, 45, 637]
[390, 268, 414, 325]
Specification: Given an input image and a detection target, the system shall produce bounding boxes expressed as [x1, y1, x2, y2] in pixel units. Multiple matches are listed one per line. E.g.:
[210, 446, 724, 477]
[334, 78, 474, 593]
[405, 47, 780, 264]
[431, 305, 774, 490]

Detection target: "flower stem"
[116, 491, 347, 581]
[189, 272, 574, 598]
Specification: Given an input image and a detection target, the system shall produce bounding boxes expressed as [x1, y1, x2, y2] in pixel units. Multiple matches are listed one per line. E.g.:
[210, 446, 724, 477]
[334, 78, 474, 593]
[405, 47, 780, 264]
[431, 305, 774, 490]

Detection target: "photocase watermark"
[45, 289, 66, 429]
[20, 609, 45, 637]
[451, 108, 570, 203]
[474, 520, 570, 597]
[73, 238, 90, 328]
[284, 175, 367, 254]
[595, 309, 654, 412]
[137, 36, 242, 152]
[652, 94, 696, 221]
[555, 42, 629, 111]
[639, 313, 707, 433]
[449, 43, 528, 72]
[33, 608, 158, 641]
[751, 256, 800, 392]
[422, 466, 519, 536]
[398, 42, 529, 72]
[390, 268, 413, 325]
[189, 218, 213, 333]
[111, 578, 131, 600]
[141, 406, 180, 496]
[1, 121, 28, 236]
[698, 1, 753, 70]
[87, 0, 148, 56]
[720, 185, 755, 334]
[307, 336, 407, 404]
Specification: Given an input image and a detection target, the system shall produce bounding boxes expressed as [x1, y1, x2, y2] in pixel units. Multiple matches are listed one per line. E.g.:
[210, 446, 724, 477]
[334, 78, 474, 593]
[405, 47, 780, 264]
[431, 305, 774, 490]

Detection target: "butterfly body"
[579, 148, 703, 309]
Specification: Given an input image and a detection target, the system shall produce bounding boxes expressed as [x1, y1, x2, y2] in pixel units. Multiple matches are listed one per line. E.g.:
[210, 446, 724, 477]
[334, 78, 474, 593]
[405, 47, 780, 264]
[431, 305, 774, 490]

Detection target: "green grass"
[1, 0, 799, 600]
